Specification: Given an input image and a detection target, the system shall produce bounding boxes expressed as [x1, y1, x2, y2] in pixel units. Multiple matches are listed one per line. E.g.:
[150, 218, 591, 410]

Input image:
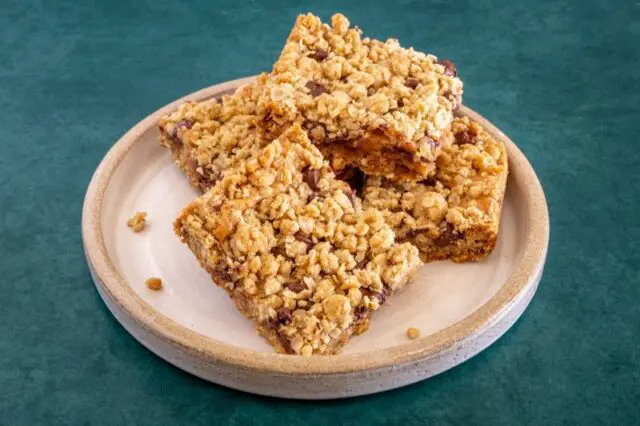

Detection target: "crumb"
[407, 327, 420, 340]
[145, 277, 162, 291]
[127, 212, 147, 232]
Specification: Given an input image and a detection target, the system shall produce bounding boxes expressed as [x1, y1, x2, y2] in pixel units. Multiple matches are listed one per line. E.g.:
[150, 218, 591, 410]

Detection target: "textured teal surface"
[1, 0, 639, 424]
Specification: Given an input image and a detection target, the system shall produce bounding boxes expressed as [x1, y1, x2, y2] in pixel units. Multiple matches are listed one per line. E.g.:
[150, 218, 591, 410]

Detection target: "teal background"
[1, 0, 639, 424]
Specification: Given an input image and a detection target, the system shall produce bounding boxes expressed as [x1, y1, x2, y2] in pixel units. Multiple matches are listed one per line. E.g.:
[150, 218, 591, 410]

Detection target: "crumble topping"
[258, 13, 463, 180]
[175, 123, 421, 354]
[159, 74, 268, 191]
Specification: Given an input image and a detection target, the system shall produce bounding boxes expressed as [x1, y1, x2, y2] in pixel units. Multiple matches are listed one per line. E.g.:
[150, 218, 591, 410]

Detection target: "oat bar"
[159, 74, 268, 191]
[363, 117, 508, 262]
[258, 13, 463, 181]
[174, 124, 421, 355]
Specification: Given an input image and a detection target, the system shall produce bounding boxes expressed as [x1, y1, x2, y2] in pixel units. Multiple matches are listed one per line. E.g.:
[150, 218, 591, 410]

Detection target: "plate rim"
[82, 75, 550, 375]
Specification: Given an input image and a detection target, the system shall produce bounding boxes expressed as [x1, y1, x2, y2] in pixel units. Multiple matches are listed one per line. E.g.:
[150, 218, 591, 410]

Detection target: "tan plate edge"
[82, 76, 550, 376]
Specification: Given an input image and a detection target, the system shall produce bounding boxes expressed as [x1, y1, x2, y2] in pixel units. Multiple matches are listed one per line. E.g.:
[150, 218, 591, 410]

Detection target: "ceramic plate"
[82, 76, 549, 399]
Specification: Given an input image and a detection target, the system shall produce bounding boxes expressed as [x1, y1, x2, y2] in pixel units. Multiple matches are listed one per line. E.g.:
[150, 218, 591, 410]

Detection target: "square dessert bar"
[159, 74, 268, 192]
[363, 116, 508, 262]
[258, 13, 463, 181]
[174, 124, 421, 355]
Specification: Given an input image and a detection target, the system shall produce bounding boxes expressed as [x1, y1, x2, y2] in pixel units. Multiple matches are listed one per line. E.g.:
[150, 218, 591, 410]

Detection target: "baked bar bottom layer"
[407, 224, 500, 263]
[317, 130, 449, 182]
[159, 130, 208, 190]
[177, 224, 381, 355]
[174, 124, 422, 355]
[363, 116, 508, 263]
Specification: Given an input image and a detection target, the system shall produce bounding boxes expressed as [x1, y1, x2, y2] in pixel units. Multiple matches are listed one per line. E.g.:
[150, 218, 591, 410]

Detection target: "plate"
[82, 76, 549, 399]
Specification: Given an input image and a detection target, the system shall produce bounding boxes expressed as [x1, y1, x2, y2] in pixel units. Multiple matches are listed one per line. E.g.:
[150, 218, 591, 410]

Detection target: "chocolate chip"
[266, 308, 293, 331]
[198, 176, 216, 191]
[367, 86, 376, 96]
[354, 258, 368, 270]
[437, 59, 457, 77]
[168, 120, 194, 146]
[377, 287, 390, 305]
[303, 168, 320, 190]
[434, 223, 462, 247]
[308, 49, 328, 62]
[404, 228, 423, 239]
[360, 286, 388, 304]
[211, 266, 232, 283]
[285, 281, 307, 293]
[188, 161, 217, 190]
[305, 81, 327, 97]
[271, 246, 287, 257]
[276, 330, 294, 354]
[169, 128, 182, 146]
[455, 130, 476, 145]
[397, 99, 404, 108]
[265, 317, 277, 329]
[294, 232, 314, 246]
[276, 307, 292, 325]
[353, 305, 367, 321]
[177, 119, 194, 129]
[420, 176, 438, 186]
[405, 78, 419, 89]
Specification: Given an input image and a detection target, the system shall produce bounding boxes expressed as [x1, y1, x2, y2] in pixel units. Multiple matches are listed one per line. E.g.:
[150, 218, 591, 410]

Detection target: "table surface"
[1, 0, 638, 424]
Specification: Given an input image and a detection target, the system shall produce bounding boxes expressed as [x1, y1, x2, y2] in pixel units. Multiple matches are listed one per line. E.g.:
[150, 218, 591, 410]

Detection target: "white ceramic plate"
[83, 76, 549, 399]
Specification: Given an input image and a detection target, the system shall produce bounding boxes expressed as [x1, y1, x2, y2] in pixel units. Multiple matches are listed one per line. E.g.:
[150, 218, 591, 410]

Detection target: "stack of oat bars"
[159, 13, 508, 355]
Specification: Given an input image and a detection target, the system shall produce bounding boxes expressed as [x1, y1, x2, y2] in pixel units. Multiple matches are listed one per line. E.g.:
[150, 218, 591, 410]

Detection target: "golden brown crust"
[158, 74, 268, 191]
[363, 116, 508, 262]
[258, 13, 463, 181]
[174, 124, 421, 355]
